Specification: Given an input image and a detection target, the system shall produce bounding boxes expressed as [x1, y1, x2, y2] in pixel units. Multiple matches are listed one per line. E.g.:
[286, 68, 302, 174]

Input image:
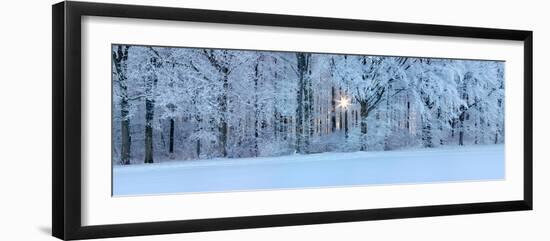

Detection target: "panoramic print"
[111, 45, 505, 196]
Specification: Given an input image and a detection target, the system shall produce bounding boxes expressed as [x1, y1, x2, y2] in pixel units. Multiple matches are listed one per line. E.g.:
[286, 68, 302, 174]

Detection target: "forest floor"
[113, 144, 504, 196]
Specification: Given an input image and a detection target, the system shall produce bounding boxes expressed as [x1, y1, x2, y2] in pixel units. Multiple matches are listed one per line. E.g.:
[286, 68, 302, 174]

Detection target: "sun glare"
[337, 96, 351, 109]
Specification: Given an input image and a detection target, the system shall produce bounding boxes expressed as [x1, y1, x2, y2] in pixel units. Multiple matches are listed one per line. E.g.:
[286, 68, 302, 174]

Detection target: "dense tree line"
[112, 45, 504, 164]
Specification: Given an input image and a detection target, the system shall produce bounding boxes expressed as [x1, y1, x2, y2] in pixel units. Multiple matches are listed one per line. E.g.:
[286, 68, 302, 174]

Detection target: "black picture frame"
[52, 1, 533, 240]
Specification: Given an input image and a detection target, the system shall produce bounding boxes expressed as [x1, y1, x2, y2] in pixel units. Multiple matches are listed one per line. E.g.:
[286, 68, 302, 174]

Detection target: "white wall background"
[0, 0, 547, 240]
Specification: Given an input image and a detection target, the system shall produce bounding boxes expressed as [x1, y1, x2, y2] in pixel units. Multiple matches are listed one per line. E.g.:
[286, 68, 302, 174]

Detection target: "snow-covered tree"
[112, 45, 505, 165]
[112, 45, 131, 164]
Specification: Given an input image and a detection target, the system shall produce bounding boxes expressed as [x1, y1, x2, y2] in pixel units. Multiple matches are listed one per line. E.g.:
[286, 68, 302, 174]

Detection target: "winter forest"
[111, 44, 505, 166]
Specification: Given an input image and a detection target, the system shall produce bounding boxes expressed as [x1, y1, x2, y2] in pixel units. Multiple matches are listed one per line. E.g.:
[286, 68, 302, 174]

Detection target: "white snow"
[113, 144, 504, 196]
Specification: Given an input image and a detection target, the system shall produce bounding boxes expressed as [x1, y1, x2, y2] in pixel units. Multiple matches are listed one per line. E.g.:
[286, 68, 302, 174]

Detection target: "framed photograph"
[52, 1, 533, 240]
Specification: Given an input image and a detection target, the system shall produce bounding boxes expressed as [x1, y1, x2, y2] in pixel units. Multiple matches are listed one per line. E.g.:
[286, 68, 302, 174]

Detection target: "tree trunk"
[295, 52, 311, 153]
[331, 86, 336, 132]
[113, 45, 131, 165]
[169, 118, 175, 155]
[203, 50, 230, 158]
[458, 108, 466, 146]
[144, 95, 155, 163]
[359, 100, 368, 151]
[120, 111, 131, 164]
[144, 56, 159, 164]
[219, 70, 229, 157]
[406, 100, 410, 132]
[194, 102, 202, 158]
[422, 119, 434, 148]
[344, 109, 349, 138]
[306, 63, 314, 146]
[356, 110, 360, 128]
[458, 81, 468, 146]
[339, 111, 343, 131]
[196, 140, 201, 158]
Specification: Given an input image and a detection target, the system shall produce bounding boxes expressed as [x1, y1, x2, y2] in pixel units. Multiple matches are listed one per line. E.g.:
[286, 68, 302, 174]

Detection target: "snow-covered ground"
[113, 144, 504, 196]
